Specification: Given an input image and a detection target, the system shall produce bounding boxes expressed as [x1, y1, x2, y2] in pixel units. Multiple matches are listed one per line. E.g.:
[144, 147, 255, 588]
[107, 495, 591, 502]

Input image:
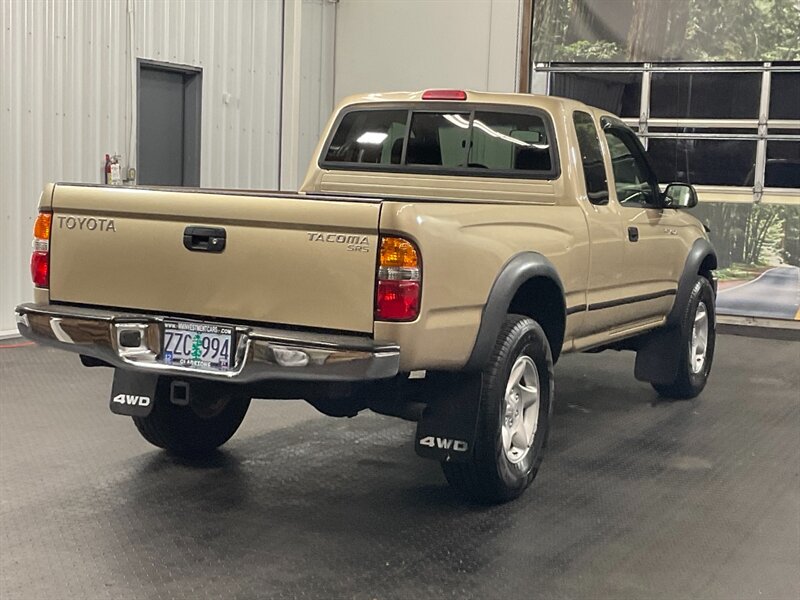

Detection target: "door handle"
[628, 226, 639, 242]
[183, 226, 226, 253]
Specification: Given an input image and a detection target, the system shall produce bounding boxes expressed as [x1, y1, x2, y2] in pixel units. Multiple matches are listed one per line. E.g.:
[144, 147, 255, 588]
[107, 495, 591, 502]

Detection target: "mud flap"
[634, 326, 682, 385]
[415, 373, 482, 463]
[109, 369, 158, 417]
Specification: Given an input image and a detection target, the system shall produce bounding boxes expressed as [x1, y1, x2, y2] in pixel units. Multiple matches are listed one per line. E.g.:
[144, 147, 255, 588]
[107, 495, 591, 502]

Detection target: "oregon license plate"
[161, 321, 234, 372]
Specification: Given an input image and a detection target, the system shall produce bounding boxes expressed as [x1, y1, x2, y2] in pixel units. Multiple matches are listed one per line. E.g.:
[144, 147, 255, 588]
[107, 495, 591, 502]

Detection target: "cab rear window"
[322, 105, 558, 178]
[407, 112, 471, 167]
[324, 110, 407, 165]
[470, 112, 552, 171]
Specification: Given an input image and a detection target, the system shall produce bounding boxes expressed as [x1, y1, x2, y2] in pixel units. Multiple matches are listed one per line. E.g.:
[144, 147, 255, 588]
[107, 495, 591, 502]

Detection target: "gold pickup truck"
[16, 90, 717, 503]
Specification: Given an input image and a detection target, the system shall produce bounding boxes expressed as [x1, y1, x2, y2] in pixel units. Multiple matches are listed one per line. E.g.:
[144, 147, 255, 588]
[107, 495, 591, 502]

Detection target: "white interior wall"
[281, 0, 337, 190]
[0, 0, 285, 334]
[333, 0, 521, 101]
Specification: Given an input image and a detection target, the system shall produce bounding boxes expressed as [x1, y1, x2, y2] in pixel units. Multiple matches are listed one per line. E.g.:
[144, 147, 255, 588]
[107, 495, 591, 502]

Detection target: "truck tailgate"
[49, 185, 381, 333]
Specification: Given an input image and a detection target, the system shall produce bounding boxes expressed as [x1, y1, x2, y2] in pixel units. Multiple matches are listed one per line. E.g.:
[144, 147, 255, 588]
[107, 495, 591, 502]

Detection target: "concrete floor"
[1, 334, 798, 600]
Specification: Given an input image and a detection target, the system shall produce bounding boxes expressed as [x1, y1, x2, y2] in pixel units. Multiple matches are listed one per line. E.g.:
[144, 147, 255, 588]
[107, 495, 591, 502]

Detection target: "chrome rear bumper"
[15, 303, 400, 382]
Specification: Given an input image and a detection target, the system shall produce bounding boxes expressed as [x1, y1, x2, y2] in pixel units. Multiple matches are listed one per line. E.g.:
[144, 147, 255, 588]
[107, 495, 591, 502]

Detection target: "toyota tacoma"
[16, 90, 717, 503]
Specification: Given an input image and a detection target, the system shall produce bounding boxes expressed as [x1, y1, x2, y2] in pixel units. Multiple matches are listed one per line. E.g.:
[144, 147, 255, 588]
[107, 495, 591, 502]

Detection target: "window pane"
[646, 137, 757, 186]
[469, 112, 552, 172]
[766, 141, 800, 188]
[770, 72, 800, 120]
[650, 72, 761, 119]
[768, 129, 800, 136]
[551, 72, 641, 117]
[407, 112, 470, 167]
[572, 111, 609, 203]
[325, 110, 407, 164]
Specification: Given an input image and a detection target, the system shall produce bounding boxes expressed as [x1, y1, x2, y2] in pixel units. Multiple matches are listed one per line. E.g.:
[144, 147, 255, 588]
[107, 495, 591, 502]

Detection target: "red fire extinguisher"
[104, 154, 112, 185]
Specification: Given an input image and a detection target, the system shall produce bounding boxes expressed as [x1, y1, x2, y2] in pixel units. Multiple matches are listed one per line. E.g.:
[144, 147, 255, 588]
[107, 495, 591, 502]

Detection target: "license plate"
[161, 321, 234, 372]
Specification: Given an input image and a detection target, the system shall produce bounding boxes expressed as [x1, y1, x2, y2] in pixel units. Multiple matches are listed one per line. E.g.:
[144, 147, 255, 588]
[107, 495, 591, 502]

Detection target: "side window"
[407, 112, 470, 167]
[325, 110, 408, 165]
[572, 111, 609, 204]
[470, 112, 552, 172]
[602, 121, 660, 207]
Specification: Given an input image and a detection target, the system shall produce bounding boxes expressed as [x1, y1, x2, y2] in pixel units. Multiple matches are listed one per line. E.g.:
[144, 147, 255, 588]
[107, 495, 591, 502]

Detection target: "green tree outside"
[533, 0, 800, 62]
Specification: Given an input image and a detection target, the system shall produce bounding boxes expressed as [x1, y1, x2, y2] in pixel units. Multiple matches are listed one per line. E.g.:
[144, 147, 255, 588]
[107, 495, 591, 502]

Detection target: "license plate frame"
[160, 320, 235, 372]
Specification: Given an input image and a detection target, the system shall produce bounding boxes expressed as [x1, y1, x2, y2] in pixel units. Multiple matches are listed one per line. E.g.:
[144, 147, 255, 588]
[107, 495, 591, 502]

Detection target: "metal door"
[138, 62, 201, 186]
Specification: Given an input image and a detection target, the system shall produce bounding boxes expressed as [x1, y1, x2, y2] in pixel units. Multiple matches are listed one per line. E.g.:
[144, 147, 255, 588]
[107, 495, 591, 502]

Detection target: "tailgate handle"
[183, 226, 226, 253]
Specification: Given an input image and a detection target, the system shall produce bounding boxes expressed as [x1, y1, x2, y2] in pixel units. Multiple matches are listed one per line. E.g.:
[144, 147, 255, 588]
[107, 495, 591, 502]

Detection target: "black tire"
[652, 276, 716, 399]
[133, 379, 251, 458]
[442, 315, 554, 504]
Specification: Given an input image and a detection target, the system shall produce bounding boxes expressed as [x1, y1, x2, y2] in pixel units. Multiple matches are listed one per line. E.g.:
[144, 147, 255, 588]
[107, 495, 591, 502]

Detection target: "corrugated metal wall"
[280, 0, 337, 190]
[0, 0, 285, 334]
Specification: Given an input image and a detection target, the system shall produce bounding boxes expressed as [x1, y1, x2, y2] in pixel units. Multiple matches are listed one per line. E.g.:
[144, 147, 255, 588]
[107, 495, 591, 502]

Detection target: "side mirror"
[663, 183, 698, 209]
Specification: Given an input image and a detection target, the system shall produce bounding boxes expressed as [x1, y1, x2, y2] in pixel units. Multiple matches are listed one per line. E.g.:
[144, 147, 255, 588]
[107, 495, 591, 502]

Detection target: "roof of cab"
[334, 89, 600, 116]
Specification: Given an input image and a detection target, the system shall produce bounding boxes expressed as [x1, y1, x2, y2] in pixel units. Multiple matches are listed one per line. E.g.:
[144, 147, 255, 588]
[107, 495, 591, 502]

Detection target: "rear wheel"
[442, 315, 553, 504]
[652, 276, 716, 399]
[133, 380, 250, 457]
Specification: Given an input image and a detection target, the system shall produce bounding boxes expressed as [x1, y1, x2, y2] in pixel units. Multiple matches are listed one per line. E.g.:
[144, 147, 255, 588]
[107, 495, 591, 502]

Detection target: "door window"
[602, 120, 660, 207]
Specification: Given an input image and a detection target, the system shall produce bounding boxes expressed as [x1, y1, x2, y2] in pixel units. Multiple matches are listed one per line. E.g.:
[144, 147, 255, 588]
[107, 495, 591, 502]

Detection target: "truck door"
[600, 117, 681, 322]
[571, 111, 629, 336]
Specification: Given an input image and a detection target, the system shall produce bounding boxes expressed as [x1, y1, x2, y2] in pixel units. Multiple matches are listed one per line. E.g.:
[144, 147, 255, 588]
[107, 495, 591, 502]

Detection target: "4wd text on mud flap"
[112, 394, 151, 407]
[418, 436, 469, 452]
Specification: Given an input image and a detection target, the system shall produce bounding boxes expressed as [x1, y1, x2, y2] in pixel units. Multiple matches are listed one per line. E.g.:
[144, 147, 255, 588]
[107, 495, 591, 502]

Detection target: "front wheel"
[442, 315, 554, 504]
[133, 380, 251, 458]
[652, 276, 716, 399]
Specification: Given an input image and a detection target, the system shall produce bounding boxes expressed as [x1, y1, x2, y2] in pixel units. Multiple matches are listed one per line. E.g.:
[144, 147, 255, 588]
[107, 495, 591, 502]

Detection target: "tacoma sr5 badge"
[306, 231, 370, 252]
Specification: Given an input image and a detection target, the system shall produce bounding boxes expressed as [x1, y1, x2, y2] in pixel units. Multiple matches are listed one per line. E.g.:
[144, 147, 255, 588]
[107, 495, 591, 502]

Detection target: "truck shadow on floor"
[109, 358, 690, 531]
[121, 351, 686, 518]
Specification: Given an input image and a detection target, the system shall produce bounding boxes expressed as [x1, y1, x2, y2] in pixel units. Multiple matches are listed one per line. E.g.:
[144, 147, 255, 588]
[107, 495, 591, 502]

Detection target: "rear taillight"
[31, 211, 51, 287]
[376, 236, 421, 321]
